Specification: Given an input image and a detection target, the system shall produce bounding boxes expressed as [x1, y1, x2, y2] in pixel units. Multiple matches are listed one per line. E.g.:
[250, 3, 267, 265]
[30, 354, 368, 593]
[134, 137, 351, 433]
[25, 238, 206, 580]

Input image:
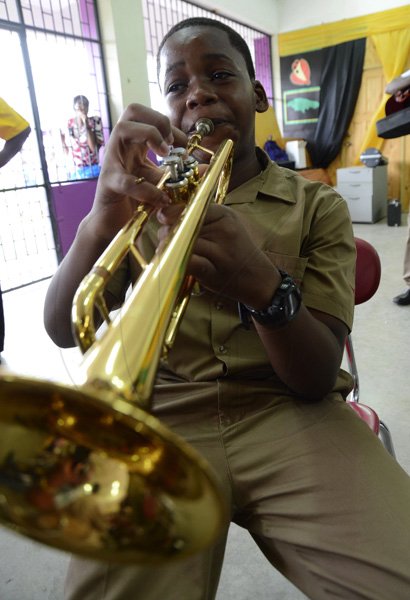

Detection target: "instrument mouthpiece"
[195, 118, 214, 137]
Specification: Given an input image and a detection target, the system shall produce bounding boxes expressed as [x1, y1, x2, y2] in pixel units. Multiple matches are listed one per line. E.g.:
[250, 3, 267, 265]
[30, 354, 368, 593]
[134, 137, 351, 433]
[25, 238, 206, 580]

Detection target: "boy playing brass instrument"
[45, 17, 410, 600]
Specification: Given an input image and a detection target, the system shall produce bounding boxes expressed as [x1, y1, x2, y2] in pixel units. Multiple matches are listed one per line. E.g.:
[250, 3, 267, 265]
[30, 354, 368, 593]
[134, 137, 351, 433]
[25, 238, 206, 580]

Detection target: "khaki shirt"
[108, 150, 355, 396]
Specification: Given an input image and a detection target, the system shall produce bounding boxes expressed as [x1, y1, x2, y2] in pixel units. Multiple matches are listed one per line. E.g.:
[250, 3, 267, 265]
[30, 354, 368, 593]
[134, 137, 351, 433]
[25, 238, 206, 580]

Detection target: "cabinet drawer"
[337, 182, 372, 197]
[337, 167, 373, 184]
[343, 195, 373, 223]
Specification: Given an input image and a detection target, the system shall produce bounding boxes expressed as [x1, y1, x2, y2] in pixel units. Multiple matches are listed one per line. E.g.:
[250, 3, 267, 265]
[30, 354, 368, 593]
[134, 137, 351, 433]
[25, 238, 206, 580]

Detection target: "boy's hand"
[87, 103, 188, 241]
[157, 203, 279, 306]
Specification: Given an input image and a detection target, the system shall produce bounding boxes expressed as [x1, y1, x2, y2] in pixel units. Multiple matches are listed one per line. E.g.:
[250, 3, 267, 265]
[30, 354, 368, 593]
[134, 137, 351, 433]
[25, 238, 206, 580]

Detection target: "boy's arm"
[44, 215, 117, 347]
[253, 303, 348, 399]
[44, 103, 184, 348]
[0, 126, 31, 168]
[230, 245, 349, 398]
[159, 201, 352, 400]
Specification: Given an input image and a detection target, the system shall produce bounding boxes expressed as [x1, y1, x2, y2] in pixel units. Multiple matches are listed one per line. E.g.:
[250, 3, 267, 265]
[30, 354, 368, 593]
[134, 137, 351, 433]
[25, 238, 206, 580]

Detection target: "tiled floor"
[0, 218, 409, 600]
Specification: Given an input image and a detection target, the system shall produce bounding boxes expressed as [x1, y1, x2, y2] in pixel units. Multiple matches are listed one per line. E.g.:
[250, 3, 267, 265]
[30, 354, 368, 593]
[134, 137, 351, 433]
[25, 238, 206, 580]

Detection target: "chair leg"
[379, 420, 396, 458]
[346, 335, 396, 459]
[345, 334, 359, 403]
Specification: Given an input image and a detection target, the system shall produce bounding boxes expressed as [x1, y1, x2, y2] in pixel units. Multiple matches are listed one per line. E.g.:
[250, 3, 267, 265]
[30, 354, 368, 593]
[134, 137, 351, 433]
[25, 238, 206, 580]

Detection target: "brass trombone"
[0, 119, 233, 563]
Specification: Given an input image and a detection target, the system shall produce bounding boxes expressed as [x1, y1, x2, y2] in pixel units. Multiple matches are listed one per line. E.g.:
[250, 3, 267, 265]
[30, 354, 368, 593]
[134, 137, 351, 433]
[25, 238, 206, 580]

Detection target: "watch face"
[247, 274, 301, 328]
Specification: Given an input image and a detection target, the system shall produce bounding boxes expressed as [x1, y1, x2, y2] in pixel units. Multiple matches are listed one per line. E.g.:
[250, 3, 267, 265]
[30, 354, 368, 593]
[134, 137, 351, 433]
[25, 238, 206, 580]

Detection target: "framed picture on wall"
[280, 49, 325, 138]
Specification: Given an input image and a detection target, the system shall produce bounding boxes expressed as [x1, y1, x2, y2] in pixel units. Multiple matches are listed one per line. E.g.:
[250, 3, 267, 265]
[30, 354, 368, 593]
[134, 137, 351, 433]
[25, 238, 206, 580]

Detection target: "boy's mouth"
[187, 118, 229, 135]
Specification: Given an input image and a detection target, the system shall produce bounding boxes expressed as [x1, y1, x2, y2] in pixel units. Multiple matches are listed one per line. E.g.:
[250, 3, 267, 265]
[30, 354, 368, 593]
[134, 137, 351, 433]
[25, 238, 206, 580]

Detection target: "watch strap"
[239, 269, 301, 329]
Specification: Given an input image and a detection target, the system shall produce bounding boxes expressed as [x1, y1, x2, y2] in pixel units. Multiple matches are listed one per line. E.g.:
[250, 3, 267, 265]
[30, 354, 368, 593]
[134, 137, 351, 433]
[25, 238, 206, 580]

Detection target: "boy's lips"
[187, 118, 230, 134]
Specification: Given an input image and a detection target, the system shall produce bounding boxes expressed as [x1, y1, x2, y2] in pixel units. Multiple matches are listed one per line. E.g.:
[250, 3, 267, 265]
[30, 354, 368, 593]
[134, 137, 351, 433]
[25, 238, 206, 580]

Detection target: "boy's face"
[158, 26, 267, 162]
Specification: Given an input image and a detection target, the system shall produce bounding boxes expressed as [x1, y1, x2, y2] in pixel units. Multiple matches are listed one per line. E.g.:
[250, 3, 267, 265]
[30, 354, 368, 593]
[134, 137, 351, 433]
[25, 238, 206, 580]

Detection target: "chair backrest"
[354, 238, 381, 306]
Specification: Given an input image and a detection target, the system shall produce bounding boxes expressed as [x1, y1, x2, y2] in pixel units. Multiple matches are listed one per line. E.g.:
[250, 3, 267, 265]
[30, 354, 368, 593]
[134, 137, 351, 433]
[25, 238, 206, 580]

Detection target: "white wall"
[192, 0, 279, 33]
[277, 0, 410, 32]
[176, 0, 410, 36]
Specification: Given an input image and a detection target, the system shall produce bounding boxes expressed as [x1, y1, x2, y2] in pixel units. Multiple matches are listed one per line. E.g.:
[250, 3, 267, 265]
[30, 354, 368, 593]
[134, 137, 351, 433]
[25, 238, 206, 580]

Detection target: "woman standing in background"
[61, 95, 104, 179]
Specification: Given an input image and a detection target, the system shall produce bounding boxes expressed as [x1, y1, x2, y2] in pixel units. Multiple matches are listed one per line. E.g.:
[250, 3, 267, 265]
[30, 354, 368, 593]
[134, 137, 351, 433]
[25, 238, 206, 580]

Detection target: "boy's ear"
[254, 80, 269, 113]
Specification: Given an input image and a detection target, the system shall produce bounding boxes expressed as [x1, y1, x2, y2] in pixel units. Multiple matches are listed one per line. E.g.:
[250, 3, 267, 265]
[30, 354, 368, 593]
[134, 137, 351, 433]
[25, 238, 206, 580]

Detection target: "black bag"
[387, 200, 401, 227]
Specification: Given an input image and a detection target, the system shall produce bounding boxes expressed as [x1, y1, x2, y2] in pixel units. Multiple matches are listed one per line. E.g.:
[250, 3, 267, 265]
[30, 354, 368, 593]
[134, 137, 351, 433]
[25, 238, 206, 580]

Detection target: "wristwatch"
[243, 269, 301, 329]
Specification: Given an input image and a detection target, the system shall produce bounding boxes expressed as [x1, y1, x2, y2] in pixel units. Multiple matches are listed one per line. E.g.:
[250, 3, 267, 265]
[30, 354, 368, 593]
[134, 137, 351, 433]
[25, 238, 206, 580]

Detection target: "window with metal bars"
[0, 0, 109, 188]
[0, 0, 109, 291]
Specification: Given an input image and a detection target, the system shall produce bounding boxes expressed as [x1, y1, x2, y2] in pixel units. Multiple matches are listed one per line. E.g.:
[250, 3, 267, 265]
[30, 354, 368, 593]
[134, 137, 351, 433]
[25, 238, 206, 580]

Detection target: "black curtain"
[306, 39, 366, 168]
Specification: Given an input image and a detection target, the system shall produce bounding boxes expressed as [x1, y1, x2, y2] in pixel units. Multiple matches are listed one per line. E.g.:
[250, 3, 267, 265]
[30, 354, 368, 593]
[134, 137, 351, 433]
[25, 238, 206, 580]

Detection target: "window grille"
[0, 0, 109, 291]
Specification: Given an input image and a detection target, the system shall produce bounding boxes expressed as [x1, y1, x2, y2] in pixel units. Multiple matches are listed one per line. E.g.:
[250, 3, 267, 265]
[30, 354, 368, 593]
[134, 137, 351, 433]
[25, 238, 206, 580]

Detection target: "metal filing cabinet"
[336, 165, 388, 223]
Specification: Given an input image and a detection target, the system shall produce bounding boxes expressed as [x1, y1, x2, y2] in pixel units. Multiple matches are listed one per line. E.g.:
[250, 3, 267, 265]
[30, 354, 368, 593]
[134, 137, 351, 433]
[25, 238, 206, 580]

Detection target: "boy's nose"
[186, 80, 218, 109]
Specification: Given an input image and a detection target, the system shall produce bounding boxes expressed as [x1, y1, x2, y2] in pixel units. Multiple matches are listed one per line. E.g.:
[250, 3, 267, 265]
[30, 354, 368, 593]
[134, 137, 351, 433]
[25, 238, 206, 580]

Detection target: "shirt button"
[219, 345, 227, 354]
[215, 302, 224, 310]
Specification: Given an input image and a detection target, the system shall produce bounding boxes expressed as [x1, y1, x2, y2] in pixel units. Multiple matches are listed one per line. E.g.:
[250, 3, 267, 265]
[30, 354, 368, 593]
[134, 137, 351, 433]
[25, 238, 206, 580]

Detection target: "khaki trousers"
[65, 380, 410, 600]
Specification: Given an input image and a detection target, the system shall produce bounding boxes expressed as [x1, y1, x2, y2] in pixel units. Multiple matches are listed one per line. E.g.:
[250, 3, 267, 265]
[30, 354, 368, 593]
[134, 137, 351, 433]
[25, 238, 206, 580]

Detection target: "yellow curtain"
[355, 28, 410, 163]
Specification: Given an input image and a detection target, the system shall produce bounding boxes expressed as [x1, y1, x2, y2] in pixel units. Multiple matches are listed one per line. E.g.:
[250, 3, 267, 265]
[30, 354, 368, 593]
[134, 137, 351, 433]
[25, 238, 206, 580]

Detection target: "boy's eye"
[166, 81, 186, 94]
[165, 70, 233, 94]
[211, 71, 232, 80]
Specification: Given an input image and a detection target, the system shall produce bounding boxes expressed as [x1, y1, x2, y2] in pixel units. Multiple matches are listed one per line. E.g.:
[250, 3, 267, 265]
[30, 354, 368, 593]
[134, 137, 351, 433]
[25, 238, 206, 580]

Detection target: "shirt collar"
[225, 147, 297, 206]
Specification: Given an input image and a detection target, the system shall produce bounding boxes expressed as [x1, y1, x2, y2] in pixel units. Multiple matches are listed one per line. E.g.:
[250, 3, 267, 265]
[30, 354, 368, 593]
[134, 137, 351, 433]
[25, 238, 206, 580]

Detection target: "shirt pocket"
[264, 251, 308, 286]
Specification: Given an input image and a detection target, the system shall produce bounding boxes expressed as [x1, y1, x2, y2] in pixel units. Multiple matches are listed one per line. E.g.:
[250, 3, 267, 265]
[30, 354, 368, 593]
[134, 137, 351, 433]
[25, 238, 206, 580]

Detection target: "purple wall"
[254, 36, 273, 102]
[50, 180, 97, 257]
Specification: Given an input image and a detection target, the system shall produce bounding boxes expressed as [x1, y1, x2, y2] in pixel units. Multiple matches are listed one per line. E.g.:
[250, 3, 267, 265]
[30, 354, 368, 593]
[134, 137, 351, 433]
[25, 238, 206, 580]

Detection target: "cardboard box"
[285, 140, 307, 169]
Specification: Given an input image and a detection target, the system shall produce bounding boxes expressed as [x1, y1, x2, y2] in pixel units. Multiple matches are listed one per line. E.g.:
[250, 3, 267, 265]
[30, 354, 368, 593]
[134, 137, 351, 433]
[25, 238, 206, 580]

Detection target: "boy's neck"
[228, 151, 263, 191]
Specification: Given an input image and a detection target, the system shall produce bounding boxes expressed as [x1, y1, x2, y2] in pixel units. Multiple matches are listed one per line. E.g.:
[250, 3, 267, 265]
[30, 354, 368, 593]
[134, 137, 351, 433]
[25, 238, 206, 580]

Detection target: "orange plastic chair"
[346, 237, 395, 456]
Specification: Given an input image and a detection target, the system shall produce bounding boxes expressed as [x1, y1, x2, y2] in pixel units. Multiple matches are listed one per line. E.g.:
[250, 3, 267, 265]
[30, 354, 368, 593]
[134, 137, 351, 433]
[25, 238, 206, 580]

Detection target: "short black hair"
[157, 17, 256, 83]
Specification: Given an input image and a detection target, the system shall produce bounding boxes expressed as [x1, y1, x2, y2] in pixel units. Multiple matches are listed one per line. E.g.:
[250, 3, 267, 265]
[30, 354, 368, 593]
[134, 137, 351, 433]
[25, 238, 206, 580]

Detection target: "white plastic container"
[285, 140, 307, 169]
